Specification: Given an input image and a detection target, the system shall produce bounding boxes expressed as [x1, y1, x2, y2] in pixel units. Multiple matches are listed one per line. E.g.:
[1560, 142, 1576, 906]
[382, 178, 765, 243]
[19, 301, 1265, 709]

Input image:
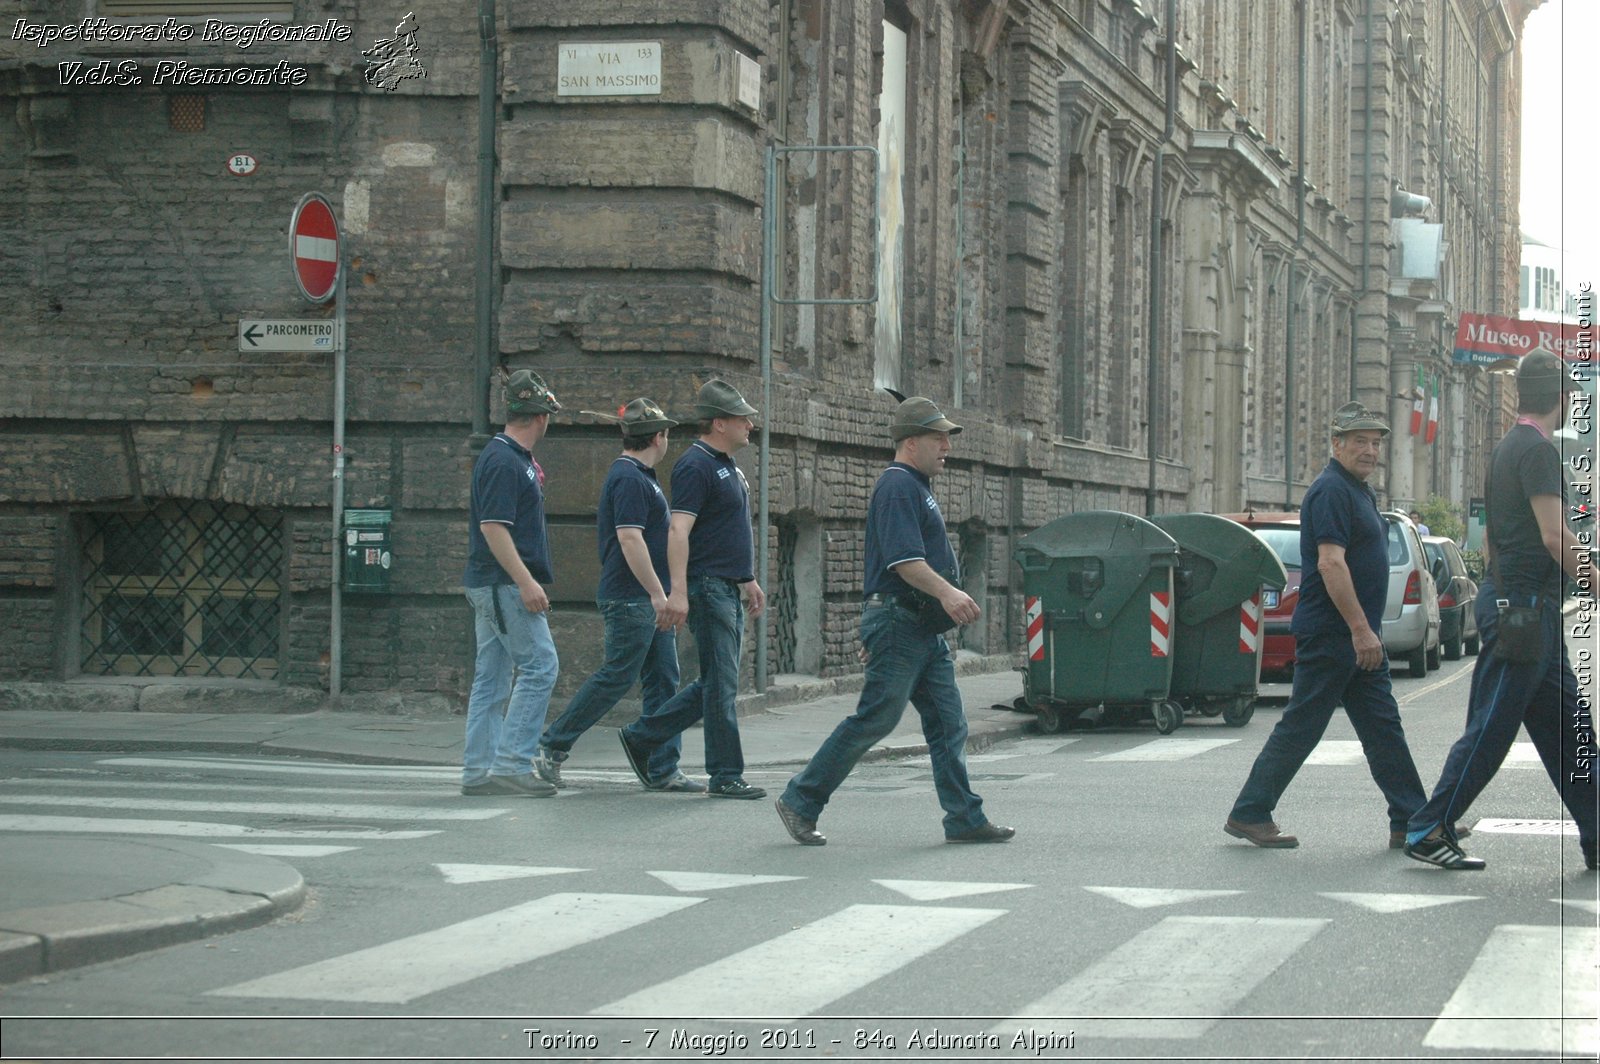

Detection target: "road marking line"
[0, 779, 452, 797]
[99, 757, 457, 779]
[1472, 818, 1579, 836]
[591, 903, 1004, 1021]
[1001, 915, 1327, 1040]
[210, 893, 702, 1004]
[215, 844, 359, 857]
[1320, 892, 1479, 914]
[1083, 886, 1242, 909]
[647, 871, 803, 892]
[1089, 737, 1239, 762]
[970, 739, 1080, 762]
[1395, 664, 1471, 704]
[0, 814, 438, 840]
[873, 879, 1032, 902]
[1424, 925, 1598, 1055]
[0, 795, 503, 821]
[1304, 740, 1367, 766]
[435, 864, 588, 885]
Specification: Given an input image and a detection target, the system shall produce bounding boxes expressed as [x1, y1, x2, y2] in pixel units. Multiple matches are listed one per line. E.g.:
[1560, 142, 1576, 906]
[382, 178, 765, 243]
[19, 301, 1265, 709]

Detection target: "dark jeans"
[622, 575, 746, 787]
[540, 597, 681, 780]
[1231, 630, 1426, 831]
[1407, 581, 1597, 850]
[782, 601, 987, 837]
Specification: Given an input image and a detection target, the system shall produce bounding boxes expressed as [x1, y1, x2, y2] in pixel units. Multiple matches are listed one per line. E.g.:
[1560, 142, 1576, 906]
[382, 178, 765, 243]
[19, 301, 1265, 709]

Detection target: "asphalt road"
[1, 648, 1596, 1062]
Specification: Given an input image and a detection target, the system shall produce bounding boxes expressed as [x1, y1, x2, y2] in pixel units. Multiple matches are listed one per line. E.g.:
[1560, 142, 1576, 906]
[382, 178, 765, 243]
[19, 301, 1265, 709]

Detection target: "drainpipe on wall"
[1145, 0, 1176, 516]
[1284, 0, 1306, 509]
[1351, 0, 1374, 402]
[472, 0, 498, 442]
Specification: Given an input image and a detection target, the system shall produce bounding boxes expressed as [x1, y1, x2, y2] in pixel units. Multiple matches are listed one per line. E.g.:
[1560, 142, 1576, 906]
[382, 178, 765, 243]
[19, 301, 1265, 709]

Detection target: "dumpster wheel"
[1153, 699, 1184, 735]
[1222, 698, 1255, 727]
[1036, 704, 1065, 734]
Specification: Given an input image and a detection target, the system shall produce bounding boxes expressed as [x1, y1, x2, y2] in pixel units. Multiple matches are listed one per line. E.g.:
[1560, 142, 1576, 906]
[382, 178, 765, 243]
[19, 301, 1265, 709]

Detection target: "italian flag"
[1424, 374, 1439, 444]
[1410, 364, 1425, 435]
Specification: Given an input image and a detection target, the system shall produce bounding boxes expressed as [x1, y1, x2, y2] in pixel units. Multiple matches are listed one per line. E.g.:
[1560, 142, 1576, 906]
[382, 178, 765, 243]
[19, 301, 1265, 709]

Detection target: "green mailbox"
[343, 509, 392, 593]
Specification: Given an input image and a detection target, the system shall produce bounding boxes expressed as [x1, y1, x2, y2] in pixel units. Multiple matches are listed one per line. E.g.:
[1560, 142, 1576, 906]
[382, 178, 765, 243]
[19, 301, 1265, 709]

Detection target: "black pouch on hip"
[1492, 600, 1542, 665]
[903, 571, 961, 635]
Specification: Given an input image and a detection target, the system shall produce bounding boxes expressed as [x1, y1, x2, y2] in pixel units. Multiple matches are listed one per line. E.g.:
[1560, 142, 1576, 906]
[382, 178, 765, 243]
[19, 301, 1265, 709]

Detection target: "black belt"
[864, 593, 909, 607]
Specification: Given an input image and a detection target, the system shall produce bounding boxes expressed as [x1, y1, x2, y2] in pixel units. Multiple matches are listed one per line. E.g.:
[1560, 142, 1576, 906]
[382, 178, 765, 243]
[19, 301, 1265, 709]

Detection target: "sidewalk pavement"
[0, 665, 1034, 984]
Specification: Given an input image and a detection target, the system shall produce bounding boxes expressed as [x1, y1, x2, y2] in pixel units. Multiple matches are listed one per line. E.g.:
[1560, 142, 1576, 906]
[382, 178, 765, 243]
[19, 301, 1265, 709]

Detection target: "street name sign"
[239, 319, 340, 352]
[290, 191, 341, 303]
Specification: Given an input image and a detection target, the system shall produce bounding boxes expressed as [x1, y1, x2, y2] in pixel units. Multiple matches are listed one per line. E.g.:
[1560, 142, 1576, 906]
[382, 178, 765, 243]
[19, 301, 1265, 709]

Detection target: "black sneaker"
[775, 798, 826, 845]
[707, 778, 767, 800]
[617, 729, 654, 787]
[488, 773, 558, 798]
[461, 779, 500, 796]
[1404, 834, 1486, 870]
[947, 822, 1017, 844]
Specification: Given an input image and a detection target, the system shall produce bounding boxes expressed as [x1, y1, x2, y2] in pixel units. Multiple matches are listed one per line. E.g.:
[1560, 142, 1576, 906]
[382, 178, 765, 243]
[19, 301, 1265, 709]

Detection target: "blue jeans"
[1407, 582, 1597, 849]
[1231, 630, 1425, 831]
[541, 597, 681, 780]
[623, 576, 746, 787]
[782, 602, 987, 837]
[462, 584, 560, 783]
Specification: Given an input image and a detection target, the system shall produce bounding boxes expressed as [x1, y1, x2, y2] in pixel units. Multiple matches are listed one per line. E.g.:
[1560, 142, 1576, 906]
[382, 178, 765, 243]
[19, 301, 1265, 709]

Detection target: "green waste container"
[1015, 511, 1181, 734]
[1149, 513, 1288, 728]
[343, 508, 392, 593]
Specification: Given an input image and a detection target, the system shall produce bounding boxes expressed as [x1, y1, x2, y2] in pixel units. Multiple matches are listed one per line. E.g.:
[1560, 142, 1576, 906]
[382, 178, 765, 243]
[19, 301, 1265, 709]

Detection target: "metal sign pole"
[330, 263, 347, 700]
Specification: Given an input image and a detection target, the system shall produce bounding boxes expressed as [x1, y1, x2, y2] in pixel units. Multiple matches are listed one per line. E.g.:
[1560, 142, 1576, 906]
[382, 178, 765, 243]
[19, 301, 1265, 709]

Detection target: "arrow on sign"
[243, 323, 264, 347]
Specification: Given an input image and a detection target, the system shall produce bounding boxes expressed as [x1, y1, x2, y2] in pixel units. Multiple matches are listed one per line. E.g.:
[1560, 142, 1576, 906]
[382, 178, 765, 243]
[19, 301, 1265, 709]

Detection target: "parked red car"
[1219, 512, 1302, 680]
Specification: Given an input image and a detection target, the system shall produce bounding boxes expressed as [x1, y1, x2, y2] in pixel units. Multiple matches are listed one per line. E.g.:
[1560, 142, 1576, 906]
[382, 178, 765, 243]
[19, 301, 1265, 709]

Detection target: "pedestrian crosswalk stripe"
[970, 739, 1080, 763]
[0, 794, 503, 821]
[0, 814, 438, 840]
[647, 871, 804, 892]
[591, 903, 1005, 1021]
[435, 864, 588, 885]
[1319, 892, 1479, 914]
[216, 844, 359, 857]
[210, 893, 702, 1004]
[1504, 743, 1544, 765]
[1088, 737, 1240, 762]
[872, 879, 1031, 902]
[100, 756, 457, 780]
[1082, 886, 1243, 909]
[1, 778, 450, 798]
[1424, 925, 1599, 1055]
[1553, 898, 1600, 916]
[1304, 740, 1366, 766]
[1003, 916, 1328, 1040]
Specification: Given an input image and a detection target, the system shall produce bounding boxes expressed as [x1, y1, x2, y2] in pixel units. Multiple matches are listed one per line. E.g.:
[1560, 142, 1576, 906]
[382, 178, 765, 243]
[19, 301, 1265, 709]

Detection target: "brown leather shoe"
[1390, 824, 1471, 849]
[1224, 817, 1299, 848]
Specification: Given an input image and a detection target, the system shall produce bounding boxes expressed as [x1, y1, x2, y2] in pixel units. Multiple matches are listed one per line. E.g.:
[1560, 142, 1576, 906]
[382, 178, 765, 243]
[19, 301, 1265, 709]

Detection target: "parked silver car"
[1381, 511, 1441, 677]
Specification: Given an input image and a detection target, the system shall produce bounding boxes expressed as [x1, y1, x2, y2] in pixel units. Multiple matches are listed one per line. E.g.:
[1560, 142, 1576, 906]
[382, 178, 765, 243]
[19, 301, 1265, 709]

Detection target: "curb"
[0, 843, 306, 984]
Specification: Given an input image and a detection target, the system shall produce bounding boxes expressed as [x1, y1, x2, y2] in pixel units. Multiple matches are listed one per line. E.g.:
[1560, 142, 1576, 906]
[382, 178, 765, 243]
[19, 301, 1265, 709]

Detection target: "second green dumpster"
[1015, 510, 1181, 733]
[1149, 512, 1288, 727]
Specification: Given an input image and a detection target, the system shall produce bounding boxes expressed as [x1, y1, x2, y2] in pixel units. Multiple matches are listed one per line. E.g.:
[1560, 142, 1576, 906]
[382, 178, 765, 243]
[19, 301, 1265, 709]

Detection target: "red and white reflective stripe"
[1025, 596, 1045, 662]
[1150, 591, 1171, 657]
[1239, 593, 1262, 654]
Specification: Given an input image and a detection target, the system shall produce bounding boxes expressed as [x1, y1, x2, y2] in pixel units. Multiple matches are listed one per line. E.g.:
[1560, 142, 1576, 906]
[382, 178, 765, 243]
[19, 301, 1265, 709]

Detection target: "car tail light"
[1439, 591, 1456, 608]
[1404, 571, 1421, 605]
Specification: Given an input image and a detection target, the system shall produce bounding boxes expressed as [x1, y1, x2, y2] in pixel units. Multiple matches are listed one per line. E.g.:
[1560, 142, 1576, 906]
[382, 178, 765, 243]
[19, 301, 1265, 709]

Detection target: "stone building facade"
[0, 0, 1537, 707]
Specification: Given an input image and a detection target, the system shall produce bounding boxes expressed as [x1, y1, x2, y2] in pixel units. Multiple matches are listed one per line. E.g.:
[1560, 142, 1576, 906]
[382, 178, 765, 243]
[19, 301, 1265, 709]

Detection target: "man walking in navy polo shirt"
[618, 380, 768, 800]
[534, 398, 700, 791]
[460, 369, 563, 798]
[1224, 401, 1427, 847]
[775, 396, 1014, 845]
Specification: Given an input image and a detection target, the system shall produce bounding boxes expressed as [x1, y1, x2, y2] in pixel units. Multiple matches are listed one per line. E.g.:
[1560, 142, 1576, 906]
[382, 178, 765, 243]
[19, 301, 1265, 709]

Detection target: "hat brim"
[1333, 421, 1389, 436]
[893, 417, 963, 440]
[623, 418, 678, 434]
[695, 403, 759, 419]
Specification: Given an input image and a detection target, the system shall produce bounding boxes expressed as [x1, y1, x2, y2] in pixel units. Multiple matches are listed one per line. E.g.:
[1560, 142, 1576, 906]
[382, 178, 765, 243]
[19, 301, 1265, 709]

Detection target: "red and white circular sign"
[289, 192, 340, 303]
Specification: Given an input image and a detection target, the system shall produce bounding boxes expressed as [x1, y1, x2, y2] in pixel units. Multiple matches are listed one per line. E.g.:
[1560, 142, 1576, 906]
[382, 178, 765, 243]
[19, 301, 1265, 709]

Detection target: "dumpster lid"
[1149, 512, 1289, 624]
[1016, 510, 1179, 561]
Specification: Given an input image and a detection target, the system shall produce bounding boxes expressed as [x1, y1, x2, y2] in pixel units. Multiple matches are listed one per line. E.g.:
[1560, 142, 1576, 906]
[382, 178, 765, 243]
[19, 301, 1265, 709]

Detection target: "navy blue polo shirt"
[1291, 457, 1388, 637]
[864, 462, 959, 596]
[597, 455, 671, 601]
[464, 433, 553, 589]
[671, 440, 755, 582]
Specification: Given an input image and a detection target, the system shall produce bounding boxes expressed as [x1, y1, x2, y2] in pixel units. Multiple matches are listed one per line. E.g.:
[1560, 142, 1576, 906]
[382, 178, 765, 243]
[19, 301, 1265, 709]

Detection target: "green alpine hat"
[505, 369, 561, 415]
[694, 380, 758, 419]
[890, 396, 962, 441]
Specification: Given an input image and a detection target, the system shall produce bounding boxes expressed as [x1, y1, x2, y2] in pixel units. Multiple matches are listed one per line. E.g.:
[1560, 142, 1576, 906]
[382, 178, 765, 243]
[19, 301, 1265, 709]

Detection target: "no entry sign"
[290, 192, 341, 303]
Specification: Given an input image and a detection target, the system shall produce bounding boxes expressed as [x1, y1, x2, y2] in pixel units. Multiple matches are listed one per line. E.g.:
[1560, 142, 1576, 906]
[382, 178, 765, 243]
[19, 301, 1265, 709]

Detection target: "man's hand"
[940, 587, 981, 626]
[653, 591, 686, 631]
[518, 579, 550, 614]
[1351, 626, 1384, 671]
[665, 588, 690, 628]
[742, 580, 766, 619]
